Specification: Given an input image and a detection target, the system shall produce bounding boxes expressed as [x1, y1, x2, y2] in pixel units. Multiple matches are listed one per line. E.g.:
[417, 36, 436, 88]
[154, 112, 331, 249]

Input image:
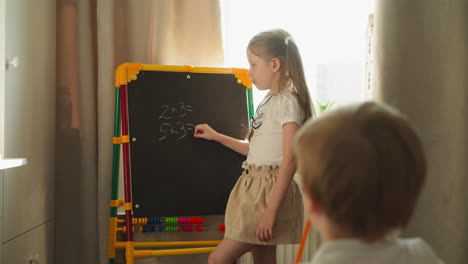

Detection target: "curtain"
[55, 0, 224, 264]
[55, 1, 99, 264]
[147, 0, 224, 66]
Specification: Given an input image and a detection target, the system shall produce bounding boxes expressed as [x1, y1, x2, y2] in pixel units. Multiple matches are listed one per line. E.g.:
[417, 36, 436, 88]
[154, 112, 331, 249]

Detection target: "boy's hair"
[294, 101, 426, 242]
[246, 29, 315, 140]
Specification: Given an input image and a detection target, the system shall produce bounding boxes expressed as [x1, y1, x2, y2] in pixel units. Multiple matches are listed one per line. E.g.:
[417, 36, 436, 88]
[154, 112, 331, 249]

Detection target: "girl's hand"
[194, 124, 219, 141]
[256, 209, 276, 242]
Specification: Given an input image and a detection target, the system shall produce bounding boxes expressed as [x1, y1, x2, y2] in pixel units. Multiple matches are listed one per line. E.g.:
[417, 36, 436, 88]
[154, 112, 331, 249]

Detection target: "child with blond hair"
[294, 101, 444, 264]
[195, 28, 314, 264]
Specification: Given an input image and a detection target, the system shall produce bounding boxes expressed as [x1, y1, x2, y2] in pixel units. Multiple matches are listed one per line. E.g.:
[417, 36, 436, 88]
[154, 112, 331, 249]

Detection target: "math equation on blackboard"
[155, 102, 194, 141]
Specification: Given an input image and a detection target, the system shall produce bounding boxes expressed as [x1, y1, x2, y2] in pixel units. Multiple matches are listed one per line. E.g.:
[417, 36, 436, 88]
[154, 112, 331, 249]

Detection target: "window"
[221, 0, 375, 109]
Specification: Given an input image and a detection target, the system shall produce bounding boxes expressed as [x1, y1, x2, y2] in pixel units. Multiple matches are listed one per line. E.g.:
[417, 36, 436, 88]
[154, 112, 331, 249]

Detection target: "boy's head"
[294, 101, 426, 242]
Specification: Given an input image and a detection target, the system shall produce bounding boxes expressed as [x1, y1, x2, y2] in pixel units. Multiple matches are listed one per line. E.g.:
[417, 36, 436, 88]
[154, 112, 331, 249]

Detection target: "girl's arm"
[256, 122, 299, 242]
[194, 124, 249, 156]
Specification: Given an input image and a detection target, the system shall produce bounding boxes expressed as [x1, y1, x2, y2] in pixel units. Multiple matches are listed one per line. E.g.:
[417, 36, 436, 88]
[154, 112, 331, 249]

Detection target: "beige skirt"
[224, 162, 304, 245]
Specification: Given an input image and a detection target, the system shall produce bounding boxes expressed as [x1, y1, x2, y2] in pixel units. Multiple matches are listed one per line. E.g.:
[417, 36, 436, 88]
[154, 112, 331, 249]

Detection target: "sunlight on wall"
[221, 0, 375, 108]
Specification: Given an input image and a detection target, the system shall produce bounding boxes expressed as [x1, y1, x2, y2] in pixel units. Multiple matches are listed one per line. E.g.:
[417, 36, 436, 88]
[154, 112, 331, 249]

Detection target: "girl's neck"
[269, 82, 281, 94]
[269, 79, 289, 94]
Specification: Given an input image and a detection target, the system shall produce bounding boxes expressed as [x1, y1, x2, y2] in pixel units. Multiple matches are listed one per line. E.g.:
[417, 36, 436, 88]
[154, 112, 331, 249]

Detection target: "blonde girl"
[194, 29, 314, 264]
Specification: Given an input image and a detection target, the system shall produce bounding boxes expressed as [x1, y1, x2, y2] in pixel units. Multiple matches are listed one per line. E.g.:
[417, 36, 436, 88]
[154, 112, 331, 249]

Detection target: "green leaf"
[316, 100, 335, 113]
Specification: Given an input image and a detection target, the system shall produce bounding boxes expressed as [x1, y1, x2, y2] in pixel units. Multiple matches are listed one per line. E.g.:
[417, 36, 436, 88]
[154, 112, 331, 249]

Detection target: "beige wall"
[374, 0, 468, 263]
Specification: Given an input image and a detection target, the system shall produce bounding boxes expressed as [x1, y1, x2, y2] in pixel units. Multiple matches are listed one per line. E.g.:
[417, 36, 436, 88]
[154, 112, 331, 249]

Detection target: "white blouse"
[247, 89, 305, 166]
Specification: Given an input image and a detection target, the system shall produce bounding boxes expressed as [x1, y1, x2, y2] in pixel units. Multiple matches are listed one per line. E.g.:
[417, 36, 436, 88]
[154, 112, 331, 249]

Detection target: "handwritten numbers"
[157, 123, 172, 141]
[177, 102, 192, 118]
[158, 102, 193, 120]
[156, 102, 194, 142]
[175, 122, 185, 139]
[158, 105, 171, 120]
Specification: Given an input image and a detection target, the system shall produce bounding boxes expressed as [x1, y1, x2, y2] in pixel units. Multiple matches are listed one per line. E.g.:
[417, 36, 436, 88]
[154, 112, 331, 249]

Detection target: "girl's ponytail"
[285, 36, 315, 121]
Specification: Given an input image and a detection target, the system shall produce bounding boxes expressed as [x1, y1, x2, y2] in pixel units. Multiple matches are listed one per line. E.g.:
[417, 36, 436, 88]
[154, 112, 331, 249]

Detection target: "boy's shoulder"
[397, 238, 445, 264]
[306, 237, 444, 264]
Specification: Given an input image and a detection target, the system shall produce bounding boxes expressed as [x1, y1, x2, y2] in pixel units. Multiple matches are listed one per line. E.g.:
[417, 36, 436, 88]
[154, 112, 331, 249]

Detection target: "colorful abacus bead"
[165, 225, 178, 232]
[142, 225, 155, 232]
[184, 225, 194, 232]
[121, 226, 135, 233]
[179, 217, 190, 224]
[165, 217, 176, 224]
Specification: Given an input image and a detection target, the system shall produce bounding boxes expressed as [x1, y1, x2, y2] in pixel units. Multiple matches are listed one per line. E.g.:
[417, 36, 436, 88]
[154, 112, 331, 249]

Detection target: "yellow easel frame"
[108, 63, 252, 264]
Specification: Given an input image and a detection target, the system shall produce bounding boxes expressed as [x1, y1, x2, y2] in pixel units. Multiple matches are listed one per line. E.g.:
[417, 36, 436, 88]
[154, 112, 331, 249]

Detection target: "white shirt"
[247, 89, 305, 166]
[306, 238, 444, 264]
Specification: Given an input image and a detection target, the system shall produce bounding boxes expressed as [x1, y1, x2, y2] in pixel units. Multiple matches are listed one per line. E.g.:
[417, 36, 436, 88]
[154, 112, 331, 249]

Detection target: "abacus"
[120, 224, 225, 233]
[131, 217, 206, 225]
[117, 217, 225, 233]
[108, 64, 253, 264]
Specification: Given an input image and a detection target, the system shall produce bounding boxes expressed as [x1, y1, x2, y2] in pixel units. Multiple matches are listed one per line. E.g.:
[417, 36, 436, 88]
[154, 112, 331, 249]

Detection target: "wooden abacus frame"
[107, 63, 253, 264]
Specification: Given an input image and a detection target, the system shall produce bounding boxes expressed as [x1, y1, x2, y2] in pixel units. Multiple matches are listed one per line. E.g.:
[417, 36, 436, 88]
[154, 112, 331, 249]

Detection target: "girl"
[194, 29, 314, 264]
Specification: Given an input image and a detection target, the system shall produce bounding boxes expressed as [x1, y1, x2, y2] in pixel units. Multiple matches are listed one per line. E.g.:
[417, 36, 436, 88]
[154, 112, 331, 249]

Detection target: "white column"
[374, 0, 468, 263]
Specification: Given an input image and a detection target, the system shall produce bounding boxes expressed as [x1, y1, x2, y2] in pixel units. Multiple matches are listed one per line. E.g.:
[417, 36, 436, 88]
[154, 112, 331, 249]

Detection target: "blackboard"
[127, 70, 249, 217]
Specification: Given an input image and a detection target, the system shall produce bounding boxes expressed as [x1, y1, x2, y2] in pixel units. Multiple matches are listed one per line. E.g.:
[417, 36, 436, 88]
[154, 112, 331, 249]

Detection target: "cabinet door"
[0, 170, 3, 219]
[3, 221, 54, 264]
[3, 0, 55, 240]
[0, 0, 5, 156]
[0, 219, 3, 264]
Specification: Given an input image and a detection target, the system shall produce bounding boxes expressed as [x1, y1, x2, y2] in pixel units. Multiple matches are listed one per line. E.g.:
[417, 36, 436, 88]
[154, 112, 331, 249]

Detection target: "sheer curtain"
[147, 0, 224, 66]
[55, 1, 100, 264]
[55, 1, 224, 264]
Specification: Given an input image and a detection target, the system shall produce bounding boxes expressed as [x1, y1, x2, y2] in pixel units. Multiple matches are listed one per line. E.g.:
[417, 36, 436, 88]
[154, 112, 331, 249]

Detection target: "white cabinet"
[0, 170, 3, 264]
[0, 170, 3, 219]
[3, 164, 54, 241]
[0, 219, 2, 264]
[3, 221, 54, 264]
[0, 0, 5, 158]
[1, 0, 56, 262]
